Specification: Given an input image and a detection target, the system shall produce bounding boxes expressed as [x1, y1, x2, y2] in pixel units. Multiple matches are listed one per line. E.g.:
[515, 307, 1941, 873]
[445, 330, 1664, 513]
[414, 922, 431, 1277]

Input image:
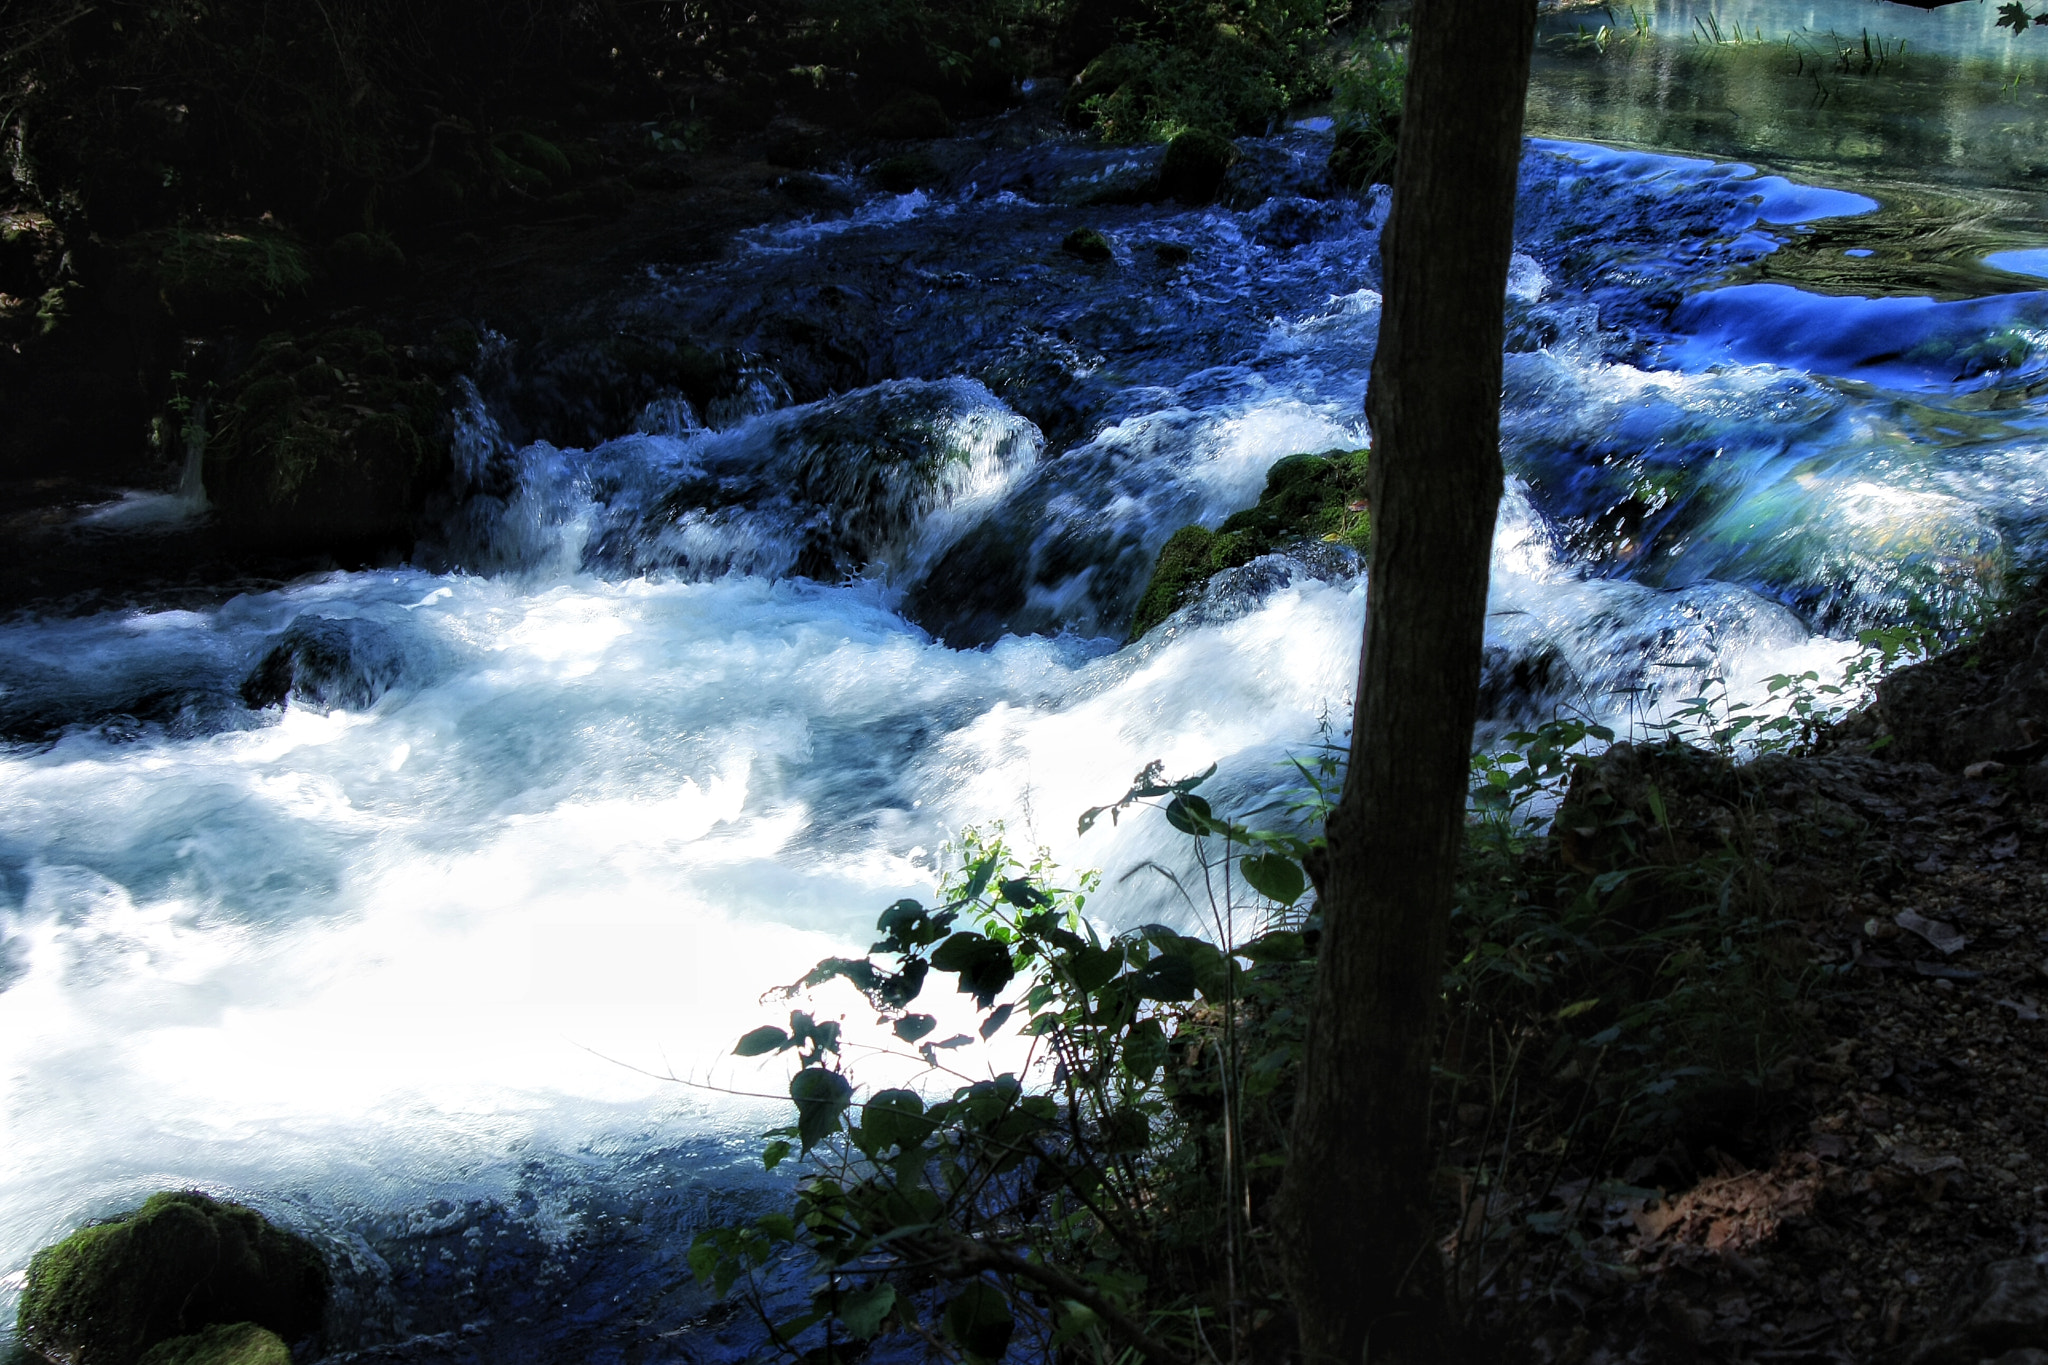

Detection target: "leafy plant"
[691, 769, 1323, 1365]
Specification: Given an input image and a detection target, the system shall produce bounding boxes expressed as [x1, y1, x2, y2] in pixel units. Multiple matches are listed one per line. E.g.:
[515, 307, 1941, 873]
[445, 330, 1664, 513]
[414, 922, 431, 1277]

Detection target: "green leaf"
[1239, 852, 1306, 906]
[840, 1283, 897, 1339]
[861, 1088, 928, 1152]
[998, 877, 1052, 908]
[930, 931, 1016, 1007]
[1239, 930, 1305, 964]
[1165, 793, 1213, 834]
[1100, 1105, 1149, 1153]
[945, 1281, 1016, 1359]
[1122, 1017, 1167, 1080]
[979, 1002, 1016, 1038]
[1131, 952, 1196, 1001]
[1555, 997, 1601, 1021]
[762, 1138, 793, 1170]
[963, 854, 999, 902]
[893, 1013, 938, 1042]
[789, 1067, 853, 1151]
[1067, 943, 1124, 991]
[735, 1025, 791, 1057]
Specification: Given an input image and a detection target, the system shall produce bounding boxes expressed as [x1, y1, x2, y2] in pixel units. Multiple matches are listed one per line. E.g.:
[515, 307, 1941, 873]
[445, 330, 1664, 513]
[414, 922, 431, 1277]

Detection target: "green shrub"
[1328, 30, 1407, 189]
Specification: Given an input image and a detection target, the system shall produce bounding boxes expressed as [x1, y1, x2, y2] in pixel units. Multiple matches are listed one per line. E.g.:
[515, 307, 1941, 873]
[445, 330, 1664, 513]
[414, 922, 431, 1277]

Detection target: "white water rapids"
[3, 129, 2044, 1356]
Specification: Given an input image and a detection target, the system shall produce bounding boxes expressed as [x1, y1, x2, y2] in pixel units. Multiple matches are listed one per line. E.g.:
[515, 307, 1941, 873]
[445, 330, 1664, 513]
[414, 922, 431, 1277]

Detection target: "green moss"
[1061, 227, 1113, 263]
[17, 1192, 327, 1365]
[1128, 448, 1370, 640]
[1158, 129, 1237, 204]
[135, 1323, 291, 1365]
[491, 130, 573, 190]
[135, 225, 314, 321]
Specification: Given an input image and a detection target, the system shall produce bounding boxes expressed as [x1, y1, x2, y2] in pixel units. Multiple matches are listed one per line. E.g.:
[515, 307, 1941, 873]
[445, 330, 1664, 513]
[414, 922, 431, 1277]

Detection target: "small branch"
[934, 1231, 1188, 1365]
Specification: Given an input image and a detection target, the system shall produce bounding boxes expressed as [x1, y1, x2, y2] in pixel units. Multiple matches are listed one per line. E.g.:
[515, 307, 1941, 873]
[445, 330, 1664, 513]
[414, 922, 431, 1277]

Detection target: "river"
[4, 6, 2048, 1359]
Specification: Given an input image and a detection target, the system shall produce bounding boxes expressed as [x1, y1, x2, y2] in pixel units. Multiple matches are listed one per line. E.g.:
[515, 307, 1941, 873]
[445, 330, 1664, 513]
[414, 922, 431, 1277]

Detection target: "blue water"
[4, 122, 2048, 1360]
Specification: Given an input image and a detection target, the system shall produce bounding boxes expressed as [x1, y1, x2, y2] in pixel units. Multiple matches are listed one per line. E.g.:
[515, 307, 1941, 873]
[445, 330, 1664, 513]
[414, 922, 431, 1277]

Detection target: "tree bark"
[1275, 3, 1536, 1362]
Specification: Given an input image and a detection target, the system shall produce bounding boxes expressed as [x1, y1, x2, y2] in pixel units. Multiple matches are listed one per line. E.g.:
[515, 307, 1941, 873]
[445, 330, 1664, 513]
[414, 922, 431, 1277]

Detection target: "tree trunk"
[1275, 3, 1536, 1361]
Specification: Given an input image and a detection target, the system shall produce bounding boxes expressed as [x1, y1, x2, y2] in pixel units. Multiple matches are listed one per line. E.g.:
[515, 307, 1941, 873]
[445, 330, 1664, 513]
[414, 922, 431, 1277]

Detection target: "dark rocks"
[1061, 228, 1114, 263]
[240, 615, 415, 712]
[1909, 1258, 2048, 1363]
[763, 117, 833, 170]
[17, 1191, 328, 1365]
[1865, 581, 2048, 770]
[1158, 129, 1236, 205]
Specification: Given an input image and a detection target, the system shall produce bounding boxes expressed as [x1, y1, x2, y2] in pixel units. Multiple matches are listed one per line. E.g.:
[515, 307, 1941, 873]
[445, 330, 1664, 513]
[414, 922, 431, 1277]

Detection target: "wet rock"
[1158, 129, 1236, 205]
[135, 1323, 291, 1365]
[1908, 1258, 2048, 1363]
[240, 615, 414, 712]
[17, 1191, 328, 1365]
[865, 91, 952, 141]
[1127, 449, 1370, 641]
[1061, 228, 1114, 264]
[1874, 586, 2048, 769]
[873, 152, 940, 194]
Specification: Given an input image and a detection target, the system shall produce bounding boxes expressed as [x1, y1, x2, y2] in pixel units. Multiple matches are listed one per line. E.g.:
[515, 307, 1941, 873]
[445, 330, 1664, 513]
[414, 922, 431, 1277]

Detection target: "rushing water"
[8, 23, 2048, 1358]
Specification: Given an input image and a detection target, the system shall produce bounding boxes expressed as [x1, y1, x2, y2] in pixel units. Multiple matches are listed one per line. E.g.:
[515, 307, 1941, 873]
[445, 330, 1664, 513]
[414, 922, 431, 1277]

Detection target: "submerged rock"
[1128, 448, 1369, 641]
[240, 615, 414, 712]
[17, 1191, 327, 1365]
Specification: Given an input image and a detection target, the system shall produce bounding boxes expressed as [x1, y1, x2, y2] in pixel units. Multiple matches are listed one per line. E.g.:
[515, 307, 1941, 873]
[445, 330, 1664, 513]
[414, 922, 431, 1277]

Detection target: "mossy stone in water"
[1061, 228, 1113, 263]
[1158, 129, 1237, 204]
[134, 1324, 291, 1365]
[1128, 448, 1370, 640]
[17, 1191, 328, 1365]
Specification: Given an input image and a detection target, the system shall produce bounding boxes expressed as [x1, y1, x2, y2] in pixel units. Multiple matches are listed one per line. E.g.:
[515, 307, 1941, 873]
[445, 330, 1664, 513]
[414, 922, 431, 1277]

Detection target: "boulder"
[1158, 129, 1236, 205]
[1127, 449, 1370, 640]
[202, 326, 448, 552]
[17, 1191, 328, 1365]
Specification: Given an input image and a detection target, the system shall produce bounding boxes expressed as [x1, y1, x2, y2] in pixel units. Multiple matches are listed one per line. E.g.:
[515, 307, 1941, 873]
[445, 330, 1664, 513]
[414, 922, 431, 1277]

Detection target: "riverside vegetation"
[680, 596, 2048, 1363]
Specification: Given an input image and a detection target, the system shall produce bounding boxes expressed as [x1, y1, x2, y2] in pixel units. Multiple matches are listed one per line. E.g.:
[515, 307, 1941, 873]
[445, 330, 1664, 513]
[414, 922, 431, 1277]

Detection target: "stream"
[6, 6, 2048, 1359]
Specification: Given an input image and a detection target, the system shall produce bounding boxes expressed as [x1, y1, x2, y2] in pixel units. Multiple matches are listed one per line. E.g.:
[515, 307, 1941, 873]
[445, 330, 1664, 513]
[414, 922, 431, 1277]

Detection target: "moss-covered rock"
[17, 1191, 328, 1365]
[128, 225, 315, 326]
[1061, 228, 1113, 263]
[134, 1324, 291, 1365]
[866, 91, 953, 141]
[1158, 129, 1237, 204]
[1128, 448, 1370, 640]
[203, 326, 448, 549]
[873, 153, 940, 194]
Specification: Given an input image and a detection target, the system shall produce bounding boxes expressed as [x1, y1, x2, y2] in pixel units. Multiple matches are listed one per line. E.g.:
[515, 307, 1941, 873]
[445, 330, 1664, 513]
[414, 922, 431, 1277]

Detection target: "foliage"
[1327, 28, 1405, 189]
[1128, 448, 1369, 640]
[691, 775, 1324, 1365]
[1063, 0, 1358, 142]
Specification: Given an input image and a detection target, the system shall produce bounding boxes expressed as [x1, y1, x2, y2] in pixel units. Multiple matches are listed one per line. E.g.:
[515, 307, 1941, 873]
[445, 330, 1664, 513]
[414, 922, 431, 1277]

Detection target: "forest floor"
[1497, 685, 2048, 1362]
